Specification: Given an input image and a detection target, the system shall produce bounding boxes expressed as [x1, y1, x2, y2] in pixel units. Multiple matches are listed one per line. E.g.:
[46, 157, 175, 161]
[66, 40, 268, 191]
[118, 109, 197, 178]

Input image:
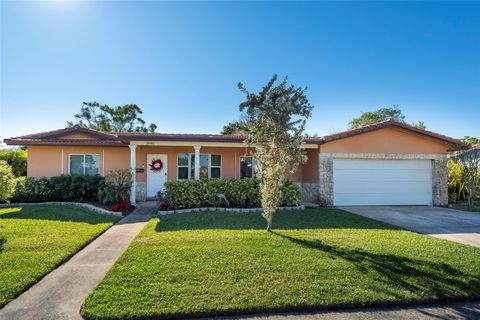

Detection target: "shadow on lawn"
[155, 209, 394, 231]
[0, 206, 118, 225]
[272, 231, 480, 299]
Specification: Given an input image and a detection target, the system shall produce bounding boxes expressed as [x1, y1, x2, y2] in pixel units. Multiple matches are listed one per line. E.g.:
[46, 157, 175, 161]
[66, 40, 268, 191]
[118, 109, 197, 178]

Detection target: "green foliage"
[98, 182, 117, 205]
[461, 136, 479, 145]
[12, 175, 104, 203]
[349, 106, 405, 129]
[0, 148, 27, 177]
[0, 161, 17, 203]
[220, 114, 249, 135]
[0, 205, 118, 307]
[67, 101, 157, 132]
[104, 169, 133, 202]
[448, 159, 468, 202]
[164, 178, 301, 209]
[412, 121, 427, 130]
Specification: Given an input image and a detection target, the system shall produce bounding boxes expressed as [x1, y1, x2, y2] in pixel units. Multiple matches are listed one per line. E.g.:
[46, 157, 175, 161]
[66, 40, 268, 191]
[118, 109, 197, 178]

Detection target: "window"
[69, 154, 100, 176]
[240, 156, 256, 178]
[177, 154, 189, 179]
[177, 153, 221, 179]
[211, 155, 221, 178]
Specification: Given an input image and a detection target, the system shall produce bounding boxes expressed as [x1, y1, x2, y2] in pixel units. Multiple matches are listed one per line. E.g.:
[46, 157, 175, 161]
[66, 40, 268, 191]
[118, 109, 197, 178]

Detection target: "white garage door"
[333, 159, 432, 206]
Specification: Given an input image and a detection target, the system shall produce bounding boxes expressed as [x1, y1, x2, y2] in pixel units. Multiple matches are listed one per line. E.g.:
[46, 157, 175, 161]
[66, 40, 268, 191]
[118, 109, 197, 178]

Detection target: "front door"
[147, 154, 168, 198]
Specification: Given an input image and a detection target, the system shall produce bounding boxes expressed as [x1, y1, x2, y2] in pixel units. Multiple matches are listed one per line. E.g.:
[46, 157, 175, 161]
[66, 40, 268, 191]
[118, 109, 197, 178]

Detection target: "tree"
[0, 148, 27, 177]
[453, 147, 480, 210]
[221, 114, 249, 135]
[462, 136, 479, 145]
[67, 101, 157, 132]
[349, 106, 405, 129]
[413, 121, 427, 130]
[0, 161, 17, 203]
[238, 75, 313, 231]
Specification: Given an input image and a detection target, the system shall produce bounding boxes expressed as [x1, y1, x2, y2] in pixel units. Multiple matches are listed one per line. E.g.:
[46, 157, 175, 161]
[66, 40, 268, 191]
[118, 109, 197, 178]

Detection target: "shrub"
[12, 175, 104, 203]
[104, 169, 132, 202]
[98, 181, 117, 205]
[0, 148, 27, 177]
[164, 178, 301, 209]
[0, 161, 17, 203]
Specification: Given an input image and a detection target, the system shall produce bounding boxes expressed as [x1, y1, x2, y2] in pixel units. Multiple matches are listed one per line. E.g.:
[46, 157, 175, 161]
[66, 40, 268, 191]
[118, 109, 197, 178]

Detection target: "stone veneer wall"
[136, 182, 147, 201]
[296, 182, 320, 204]
[318, 153, 448, 207]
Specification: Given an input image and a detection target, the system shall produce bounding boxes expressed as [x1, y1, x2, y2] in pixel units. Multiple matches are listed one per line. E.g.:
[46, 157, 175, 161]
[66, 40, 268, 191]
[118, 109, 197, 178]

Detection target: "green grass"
[0, 205, 119, 307]
[82, 209, 480, 319]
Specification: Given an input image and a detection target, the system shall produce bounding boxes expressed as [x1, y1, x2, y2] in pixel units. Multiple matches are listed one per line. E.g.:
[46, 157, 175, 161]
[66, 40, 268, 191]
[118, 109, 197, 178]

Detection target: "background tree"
[412, 121, 427, 130]
[0, 148, 27, 177]
[239, 75, 313, 231]
[462, 136, 479, 145]
[221, 114, 249, 135]
[349, 106, 405, 129]
[67, 101, 157, 132]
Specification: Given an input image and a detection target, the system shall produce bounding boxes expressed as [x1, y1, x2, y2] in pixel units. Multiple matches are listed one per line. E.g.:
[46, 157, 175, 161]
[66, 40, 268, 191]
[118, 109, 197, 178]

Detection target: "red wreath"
[149, 159, 164, 172]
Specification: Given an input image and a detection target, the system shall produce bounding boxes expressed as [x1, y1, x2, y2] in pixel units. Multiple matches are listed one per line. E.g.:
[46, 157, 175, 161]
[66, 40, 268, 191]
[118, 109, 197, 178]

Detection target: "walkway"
[340, 206, 480, 248]
[0, 204, 155, 320]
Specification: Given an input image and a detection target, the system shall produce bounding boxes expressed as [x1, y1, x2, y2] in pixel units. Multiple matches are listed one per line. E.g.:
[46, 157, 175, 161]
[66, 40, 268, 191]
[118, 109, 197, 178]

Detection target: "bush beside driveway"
[82, 209, 480, 319]
[0, 205, 119, 307]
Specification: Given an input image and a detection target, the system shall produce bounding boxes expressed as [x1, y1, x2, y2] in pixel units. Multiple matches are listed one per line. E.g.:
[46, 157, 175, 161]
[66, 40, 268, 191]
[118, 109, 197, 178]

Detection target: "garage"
[333, 159, 433, 206]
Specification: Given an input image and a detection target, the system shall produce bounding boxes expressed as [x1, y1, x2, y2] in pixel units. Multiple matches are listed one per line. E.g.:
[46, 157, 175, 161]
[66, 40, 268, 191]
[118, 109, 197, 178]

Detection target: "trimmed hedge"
[164, 178, 302, 209]
[12, 175, 104, 203]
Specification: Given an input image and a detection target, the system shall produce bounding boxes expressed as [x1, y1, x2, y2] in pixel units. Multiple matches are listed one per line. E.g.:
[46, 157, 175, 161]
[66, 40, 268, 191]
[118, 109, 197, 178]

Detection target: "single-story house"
[4, 119, 465, 206]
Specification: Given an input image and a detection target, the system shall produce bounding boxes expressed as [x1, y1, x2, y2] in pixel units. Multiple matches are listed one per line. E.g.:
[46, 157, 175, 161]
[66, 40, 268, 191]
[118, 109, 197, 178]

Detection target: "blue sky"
[1, 1, 479, 141]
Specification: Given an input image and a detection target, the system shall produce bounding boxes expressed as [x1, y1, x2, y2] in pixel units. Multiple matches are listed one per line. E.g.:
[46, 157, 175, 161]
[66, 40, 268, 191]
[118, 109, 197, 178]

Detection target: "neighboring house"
[4, 120, 465, 206]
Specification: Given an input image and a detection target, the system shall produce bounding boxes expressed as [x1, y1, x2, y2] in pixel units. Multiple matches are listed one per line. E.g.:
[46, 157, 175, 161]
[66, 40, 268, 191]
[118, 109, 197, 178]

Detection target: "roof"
[321, 119, 467, 148]
[3, 120, 466, 149]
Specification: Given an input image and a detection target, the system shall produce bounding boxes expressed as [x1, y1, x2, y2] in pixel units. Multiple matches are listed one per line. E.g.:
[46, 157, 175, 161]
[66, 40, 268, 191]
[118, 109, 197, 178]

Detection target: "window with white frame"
[69, 154, 100, 176]
[240, 156, 256, 178]
[177, 153, 221, 179]
[177, 153, 189, 179]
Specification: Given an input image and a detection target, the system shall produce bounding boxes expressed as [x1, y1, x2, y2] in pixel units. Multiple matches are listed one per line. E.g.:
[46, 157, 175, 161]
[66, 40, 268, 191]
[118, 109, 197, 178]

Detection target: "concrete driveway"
[339, 206, 480, 248]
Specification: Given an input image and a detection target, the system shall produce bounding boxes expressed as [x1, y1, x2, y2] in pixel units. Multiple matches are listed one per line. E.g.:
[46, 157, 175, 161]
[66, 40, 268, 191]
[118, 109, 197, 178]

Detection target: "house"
[4, 120, 465, 206]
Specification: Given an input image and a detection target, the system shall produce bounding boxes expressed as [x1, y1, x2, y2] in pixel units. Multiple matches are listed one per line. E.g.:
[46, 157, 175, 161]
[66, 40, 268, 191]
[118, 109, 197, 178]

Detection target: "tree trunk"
[266, 217, 272, 232]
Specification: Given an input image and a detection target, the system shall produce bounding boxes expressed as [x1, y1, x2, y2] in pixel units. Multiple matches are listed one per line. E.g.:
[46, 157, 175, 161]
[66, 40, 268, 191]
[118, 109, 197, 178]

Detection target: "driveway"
[339, 206, 480, 248]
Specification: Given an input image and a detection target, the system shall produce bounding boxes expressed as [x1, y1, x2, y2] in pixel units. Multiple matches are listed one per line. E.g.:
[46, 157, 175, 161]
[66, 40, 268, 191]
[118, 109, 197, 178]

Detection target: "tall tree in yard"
[238, 75, 313, 231]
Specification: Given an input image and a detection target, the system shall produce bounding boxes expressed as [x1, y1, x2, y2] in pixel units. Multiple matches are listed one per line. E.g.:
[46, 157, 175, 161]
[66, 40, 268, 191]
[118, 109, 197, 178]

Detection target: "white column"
[129, 144, 137, 205]
[194, 145, 201, 180]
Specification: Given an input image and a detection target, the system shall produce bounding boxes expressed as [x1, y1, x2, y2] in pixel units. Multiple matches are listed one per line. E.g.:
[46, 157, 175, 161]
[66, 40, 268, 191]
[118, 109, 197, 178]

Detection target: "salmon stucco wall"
[135, 146, 258, 182]
[320, 127, 448, 154]
[28, 144, 315, 183]
[27, 145, 130, 178]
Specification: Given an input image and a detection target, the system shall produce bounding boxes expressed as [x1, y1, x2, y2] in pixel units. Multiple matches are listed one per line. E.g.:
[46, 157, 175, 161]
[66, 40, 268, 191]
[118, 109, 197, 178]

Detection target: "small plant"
[104, 169, 133, 202]
[111, 201, 131, 212]
[0, 161, 18, 203]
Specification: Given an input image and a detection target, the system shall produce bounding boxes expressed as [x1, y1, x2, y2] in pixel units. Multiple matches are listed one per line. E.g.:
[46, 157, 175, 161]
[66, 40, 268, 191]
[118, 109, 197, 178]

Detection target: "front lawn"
[0, 205, 119, 307]
[82, 209, 480, 319]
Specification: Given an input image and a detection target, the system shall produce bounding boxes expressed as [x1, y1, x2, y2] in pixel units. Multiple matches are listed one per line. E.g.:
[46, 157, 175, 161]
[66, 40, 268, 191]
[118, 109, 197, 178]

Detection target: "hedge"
[164, 178, 302, 209]
[12, 175, 104, 203]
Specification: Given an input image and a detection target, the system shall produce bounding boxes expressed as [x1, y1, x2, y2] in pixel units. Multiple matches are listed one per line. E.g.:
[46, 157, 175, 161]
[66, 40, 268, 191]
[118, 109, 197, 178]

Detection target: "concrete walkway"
[0, 204, 155, 320]
[340, 206, 480, 248]
[227, 301, 480, 320]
